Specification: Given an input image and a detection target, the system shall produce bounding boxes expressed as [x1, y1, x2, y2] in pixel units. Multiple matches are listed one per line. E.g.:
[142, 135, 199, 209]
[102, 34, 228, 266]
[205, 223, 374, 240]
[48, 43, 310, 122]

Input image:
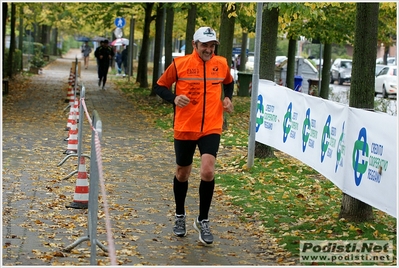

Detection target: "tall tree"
[255, 3, 279, 158]
[299, 3, 356, 99]
[377, 3, 397, 65]
[278, 3, 356, 98]
[163, 5, 175, 71]
[339, 3, 380, 222]
[218, 3, 235, 65]
[3, 2, 7, 74]
[285, 38, 296, 89]
[18, 4, 23, 69]
[218, 3, 236, 130]
[136, 3, 154, 88]
[319, 43, 332, 99]
[235, 3, 256, 72]
[151, 3, 165, 94]
[259, 4, 278, 81]
[7, 3, 16, 78]
[184, 3, 197, 55]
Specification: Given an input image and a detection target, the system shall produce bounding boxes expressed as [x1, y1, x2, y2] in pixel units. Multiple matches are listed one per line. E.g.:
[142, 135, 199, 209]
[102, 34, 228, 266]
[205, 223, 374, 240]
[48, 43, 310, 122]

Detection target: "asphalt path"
[2, 49, 298, 266]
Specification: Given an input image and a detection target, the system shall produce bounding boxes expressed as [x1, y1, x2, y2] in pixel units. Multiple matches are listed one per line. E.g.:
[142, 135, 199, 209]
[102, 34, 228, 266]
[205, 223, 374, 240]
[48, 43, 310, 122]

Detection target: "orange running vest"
[157, 50, 233, 140]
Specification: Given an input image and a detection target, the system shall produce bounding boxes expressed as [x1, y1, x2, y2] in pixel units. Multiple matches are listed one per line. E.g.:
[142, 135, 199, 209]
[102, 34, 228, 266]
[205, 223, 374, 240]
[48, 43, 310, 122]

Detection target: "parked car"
[275, 56, 288, 66]
[387, 57, 396, 65]
[161, 52, 184, 70]
[245, 55, 288, 71]
[374, 65, 397, 98]
[330, 58, 352, 85]
[245, 55, 255, 71]
[376, 57, 396, 66]
[375, 64, 386, 76]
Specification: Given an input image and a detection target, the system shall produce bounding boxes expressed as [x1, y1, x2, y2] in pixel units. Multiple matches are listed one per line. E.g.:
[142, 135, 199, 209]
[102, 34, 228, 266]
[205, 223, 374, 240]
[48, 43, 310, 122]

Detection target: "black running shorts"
[174, 134, 221, 167]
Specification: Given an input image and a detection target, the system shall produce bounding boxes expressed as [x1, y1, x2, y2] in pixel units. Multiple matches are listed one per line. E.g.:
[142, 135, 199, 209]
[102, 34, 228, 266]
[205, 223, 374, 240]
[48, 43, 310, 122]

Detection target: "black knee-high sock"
[174, 176, 188, 215]
[198, 179, 215, 221]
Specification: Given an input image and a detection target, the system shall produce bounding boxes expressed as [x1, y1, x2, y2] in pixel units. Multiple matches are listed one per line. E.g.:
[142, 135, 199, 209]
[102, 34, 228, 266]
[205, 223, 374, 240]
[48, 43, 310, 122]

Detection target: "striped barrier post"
[62, 109, 110, 264]
[58, 85, 89, 180]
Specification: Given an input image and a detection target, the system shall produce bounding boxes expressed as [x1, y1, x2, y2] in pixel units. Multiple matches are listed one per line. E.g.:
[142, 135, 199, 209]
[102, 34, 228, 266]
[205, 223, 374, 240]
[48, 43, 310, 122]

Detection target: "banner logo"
[352, 127, 369, 186]
[283, 102, 292, 143]
[255, 95, 264, 132]
[335, 122, 345, 172]
[302, 108, 311, 152]
[321, 115, 331, 163]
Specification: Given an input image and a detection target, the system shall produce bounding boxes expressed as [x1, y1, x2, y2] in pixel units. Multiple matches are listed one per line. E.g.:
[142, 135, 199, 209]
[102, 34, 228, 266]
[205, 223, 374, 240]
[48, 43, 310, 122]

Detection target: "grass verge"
[116, 80, 397, 265]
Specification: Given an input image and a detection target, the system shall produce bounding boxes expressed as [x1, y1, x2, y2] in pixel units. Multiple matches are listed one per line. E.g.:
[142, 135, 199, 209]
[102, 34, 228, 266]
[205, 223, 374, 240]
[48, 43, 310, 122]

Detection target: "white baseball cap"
[193, 27, 219, 44]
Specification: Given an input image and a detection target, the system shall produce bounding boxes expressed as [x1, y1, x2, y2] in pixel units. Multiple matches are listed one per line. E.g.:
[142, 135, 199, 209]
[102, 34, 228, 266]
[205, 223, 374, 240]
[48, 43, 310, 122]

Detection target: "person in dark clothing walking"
[81, 41, 92, 69]
[115, 50, 123, 75]
[94, 41, 104, 76]
[121, 45, 129, 77]
[94, 39, 114, 89]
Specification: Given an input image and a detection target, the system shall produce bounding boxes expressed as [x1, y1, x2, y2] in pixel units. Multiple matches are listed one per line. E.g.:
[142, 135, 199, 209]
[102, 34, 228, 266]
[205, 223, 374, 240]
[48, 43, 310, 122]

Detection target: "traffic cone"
[64, 114, 78, 154]
[66, 156, 89, 209]
[68, 69, 75, 86]
[73, 96, 79, 120]
[75, 84, 80, 96]
[65, 84, 75, 104]
[65, 99, 76, 131]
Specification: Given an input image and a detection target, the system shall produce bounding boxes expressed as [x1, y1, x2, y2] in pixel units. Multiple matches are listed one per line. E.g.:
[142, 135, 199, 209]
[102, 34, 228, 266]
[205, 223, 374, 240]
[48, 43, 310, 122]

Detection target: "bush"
[22, 41, 43, 55]
[3, 48, 22, 77]
[29, 52, 46, 68]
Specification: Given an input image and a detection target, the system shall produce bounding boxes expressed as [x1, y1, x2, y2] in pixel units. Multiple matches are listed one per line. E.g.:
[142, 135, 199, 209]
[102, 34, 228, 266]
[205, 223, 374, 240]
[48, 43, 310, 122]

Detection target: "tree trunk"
[52, 28, 58, 56]
[151, 3, 165, 95]
[219, 3, 236, 131]
[7, 3, 16, 78]
[259, 5, 278, 81]
[32, 23, 38, 42]
[218, 3, 235, 67]
[18, 5, 23, 69]
[349, 3, 379, 109]
[339, 193, 374, 222]
[136, 3, 154, 88]
[2, 3, 7, 69]
[41, 24, 49, 53]
[239, 31, 248, 72]
[286, 38, 296, 90]
[255, 4, 279, 159]
[184, 4, 197, 55]
[319, 43, 332, 99]
[340, 3, 379, 222]
[383, 46, 389, 65]
[164, 6, 174, 71]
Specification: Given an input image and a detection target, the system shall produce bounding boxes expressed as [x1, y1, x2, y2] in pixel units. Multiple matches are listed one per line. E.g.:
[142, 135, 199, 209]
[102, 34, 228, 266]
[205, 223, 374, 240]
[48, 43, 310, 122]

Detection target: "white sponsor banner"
[256, 79, 397, 217]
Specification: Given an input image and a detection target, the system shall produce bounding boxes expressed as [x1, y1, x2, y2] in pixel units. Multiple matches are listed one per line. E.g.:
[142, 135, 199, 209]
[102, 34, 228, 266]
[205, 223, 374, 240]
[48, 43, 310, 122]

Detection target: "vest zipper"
[201, 61, 206, 132]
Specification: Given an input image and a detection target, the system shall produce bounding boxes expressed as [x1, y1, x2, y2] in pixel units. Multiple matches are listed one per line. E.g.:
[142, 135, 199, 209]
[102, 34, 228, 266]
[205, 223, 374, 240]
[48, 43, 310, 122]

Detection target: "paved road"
[2, 49, 296, 266]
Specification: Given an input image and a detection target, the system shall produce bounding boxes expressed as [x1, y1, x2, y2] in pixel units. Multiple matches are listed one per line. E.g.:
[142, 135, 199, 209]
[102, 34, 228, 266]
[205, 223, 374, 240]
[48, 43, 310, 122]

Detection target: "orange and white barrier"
[66, 85, 75, 105]
[66, 156, 89, 209]
[65, 100, 76, 131]
[64, 115, 78, 154]
[68, 69, 75, 86]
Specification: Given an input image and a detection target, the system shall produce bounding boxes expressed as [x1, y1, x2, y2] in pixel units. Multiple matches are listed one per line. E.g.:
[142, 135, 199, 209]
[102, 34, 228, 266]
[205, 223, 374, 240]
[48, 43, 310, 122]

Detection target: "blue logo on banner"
[256, 95, 264, 132]
[335, 122, 345, 173]
[352, 127, 369, 186]
[302, 108, 311, 152]
[320, 115, 331, 163]
[283, 103, 292, 143]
